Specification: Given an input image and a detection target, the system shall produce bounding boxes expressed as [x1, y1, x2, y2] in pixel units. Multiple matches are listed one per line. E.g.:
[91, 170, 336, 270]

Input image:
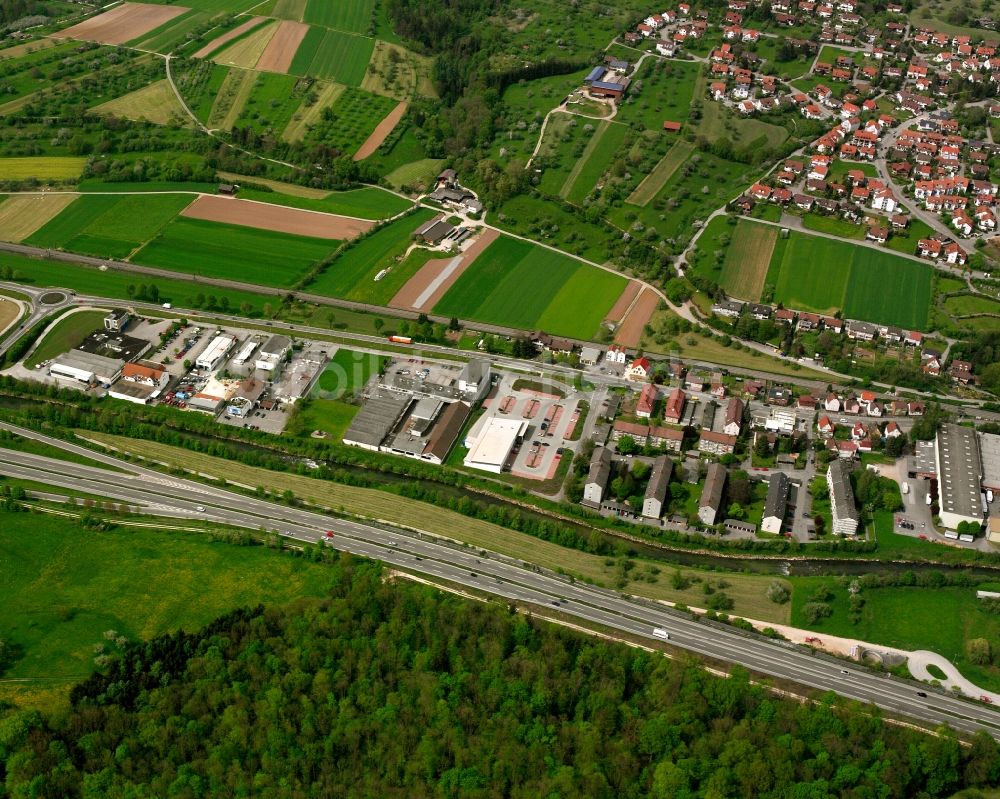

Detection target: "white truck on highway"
[652, 627, 670, 640]
[902, 482, 909, 495]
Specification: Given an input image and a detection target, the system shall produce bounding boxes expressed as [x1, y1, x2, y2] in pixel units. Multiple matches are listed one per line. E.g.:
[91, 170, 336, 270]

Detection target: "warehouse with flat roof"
[196, 334, 236, 371]
[49, 350, 124, 385]
[936, 423, 984, 530]
[463, 416, 527, 474]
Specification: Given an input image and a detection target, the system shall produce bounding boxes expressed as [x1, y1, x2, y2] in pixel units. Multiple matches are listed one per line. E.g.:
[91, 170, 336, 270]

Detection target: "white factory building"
[49, 350, 124, 385]
[463, 416, 527, 473]
[196, 334, 236, 371]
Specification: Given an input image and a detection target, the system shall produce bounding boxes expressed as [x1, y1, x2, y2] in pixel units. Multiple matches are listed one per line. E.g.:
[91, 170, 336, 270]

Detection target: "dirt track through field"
[603, 280, 642, 324]
[55, 3, 189, 45]
[193, 17, 265, 58]
[353, 101, 408, 161]
[255, 19, 309, 73]
[181, 195, 374, 240]
[390, 227, 499, 311]
[614, 288, 660, 348]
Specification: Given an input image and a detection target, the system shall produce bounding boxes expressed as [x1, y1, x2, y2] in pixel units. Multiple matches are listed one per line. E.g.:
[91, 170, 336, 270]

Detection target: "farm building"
[463, 416, 528, 474]
[414, 219, 456, 245]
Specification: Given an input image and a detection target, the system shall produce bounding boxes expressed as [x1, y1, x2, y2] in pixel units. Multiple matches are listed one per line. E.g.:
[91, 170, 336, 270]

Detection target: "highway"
[2, 424, 1000, 740]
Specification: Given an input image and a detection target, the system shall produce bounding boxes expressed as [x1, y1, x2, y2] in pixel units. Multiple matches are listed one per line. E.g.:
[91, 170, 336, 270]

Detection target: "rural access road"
[2, 425, 1000, 740]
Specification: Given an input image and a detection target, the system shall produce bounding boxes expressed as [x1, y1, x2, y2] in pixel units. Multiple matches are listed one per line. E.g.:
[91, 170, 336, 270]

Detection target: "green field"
[627, 139, 695, 206]
[769, 232, 932, 329]
[565, 122, 629, 203]
[315, 347, 388, 397]
[133, 9, 210, 53]
[0, 509, 338, 711]
[433, 235, 625, 339]
[0, 156, 87, 180]
[134, 217, 337, 287]
[305, 208, 435, 297]
[4, 253, 277, 316]
[25, 194, 194, 259]
[25, 309, 108, 367]
[286, 397, 358, 438]
[234, 185, 411, 219]
[303, 0, 375, 33]
[288, 26, 374, 85]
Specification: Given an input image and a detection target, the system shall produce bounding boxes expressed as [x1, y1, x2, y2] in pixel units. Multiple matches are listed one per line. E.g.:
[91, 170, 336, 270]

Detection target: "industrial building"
[342, 393, 413, 451]
[698, 462, 726, 526]
[383, 358, 491, 403]
[827, 459, 859, 536]
[196, 334, 236, 371]
[231, 340, 260, 372]
[935, 423, 985, 530]
[49, 350, 124, 385]
[642, 455, 673, 519]
[463, 416, 527, 474]
[107, 361, 169, 405]
[255, 335, 291, 374]
[79, 330, 150, 363]
[384, 398, 472, 465]
[583, 447, 612, 505]
[761, 472, 789, 535]
[980, 432, 1000, 494]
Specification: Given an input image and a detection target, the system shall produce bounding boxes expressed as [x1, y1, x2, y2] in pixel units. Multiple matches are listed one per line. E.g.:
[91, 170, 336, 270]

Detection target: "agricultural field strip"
[558, 119, 611, 199]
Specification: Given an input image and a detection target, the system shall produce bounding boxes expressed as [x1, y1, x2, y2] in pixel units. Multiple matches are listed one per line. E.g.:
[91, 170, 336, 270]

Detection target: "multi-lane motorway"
[2, 422, 1000, 740]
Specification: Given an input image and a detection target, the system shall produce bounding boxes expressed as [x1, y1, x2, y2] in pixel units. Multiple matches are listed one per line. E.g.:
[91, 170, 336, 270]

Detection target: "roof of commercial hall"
[937, 423, 984, 520]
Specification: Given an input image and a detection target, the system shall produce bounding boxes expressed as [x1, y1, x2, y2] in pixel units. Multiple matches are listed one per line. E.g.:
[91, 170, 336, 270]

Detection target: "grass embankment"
[76, 430, 789, 623]
[25, 310, 108, 368]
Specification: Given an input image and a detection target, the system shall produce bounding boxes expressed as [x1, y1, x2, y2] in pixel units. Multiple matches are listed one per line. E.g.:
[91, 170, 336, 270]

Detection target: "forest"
[2, 553, 1000, 798]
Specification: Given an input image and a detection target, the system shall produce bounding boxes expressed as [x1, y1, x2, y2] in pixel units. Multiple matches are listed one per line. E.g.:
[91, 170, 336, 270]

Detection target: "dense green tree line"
[4, 554, 1000, 798]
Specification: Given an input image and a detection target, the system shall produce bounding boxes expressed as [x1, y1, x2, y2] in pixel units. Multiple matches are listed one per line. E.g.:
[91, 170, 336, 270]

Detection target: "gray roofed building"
[49, 350, 125, 385]
[343, 393, 412, 451]
[415, 219, 456, 244]
[584, 447, 612, 505]
[458, 358, 491, 401]
[936, 423, 984, 529]
[256, 335, 291, 373]
[827, 459, 859, 535]
[762, 472, 789, 534]
[643, 455, 673, 519]
[698, 462, 727, 526]
[979, 432, 1000, 492]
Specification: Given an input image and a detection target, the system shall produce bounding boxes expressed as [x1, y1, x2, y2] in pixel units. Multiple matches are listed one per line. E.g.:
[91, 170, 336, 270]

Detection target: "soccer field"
[769, 231, 932, 329]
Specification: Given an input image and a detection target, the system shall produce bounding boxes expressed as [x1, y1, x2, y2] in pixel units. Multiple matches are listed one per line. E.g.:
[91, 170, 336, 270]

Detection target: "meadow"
[303, 87, 398, 157]
[0, 156, 87, 180]
[134, 217, 337, 287]
[718, 219, 777, 301]
[286, 397, 358, 438]
[316, 346, 388, 395]
[288, 26, 374, 85]
[176, 61, 230, 125]
[627, 139, 695, 206]
[0, 510, 338, 711]
[433, 235, 625, 338]
[791, 572, 1000, 693]
[305, 208, 435, 297]
[133, 9, 212, 53]
[769, 231, 932, 329]
[25, 194, 194, 259]
[303, 0, 375, 33]
[90, 79, 191, 126]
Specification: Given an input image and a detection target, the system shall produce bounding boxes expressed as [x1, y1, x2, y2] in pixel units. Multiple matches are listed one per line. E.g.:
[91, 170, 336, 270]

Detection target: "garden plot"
[353, 101, 407, 160]
[255, 20, 310, 73]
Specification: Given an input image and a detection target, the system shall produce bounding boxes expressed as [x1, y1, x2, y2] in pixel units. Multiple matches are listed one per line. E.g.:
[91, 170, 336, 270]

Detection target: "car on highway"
[325, 531, 335, 538]
[840, 669, 850, 675]
[917, 691, 927, 698]
[652, 627, 670, 640]
[195, 505, 206, 512]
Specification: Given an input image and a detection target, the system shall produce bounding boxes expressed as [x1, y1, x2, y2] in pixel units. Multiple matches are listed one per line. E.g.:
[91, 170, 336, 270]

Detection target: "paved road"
[2, 424, 1000, 739]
